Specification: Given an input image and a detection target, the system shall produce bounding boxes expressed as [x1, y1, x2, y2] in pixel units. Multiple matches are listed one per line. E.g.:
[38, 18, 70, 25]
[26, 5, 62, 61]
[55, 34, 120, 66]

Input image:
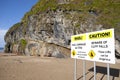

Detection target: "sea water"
[0, 47, 4, 53]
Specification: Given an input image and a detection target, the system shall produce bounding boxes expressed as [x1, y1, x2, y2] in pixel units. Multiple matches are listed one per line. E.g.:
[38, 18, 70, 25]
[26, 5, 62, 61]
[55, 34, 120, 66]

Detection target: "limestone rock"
[115, 40, 120, 58]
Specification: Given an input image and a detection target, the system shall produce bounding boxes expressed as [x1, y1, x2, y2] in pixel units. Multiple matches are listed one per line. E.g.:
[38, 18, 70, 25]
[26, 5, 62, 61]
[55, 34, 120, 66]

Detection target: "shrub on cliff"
[19, 39, 27, 54]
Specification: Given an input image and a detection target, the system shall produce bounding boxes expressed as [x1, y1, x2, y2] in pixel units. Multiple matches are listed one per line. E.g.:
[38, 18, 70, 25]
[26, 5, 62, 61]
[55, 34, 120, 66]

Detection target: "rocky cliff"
[4, 0, 120, 58]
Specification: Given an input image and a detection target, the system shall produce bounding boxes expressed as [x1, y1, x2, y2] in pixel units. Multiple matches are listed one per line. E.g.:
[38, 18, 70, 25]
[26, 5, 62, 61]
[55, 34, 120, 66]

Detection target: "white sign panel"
[71, 29, 115, 64]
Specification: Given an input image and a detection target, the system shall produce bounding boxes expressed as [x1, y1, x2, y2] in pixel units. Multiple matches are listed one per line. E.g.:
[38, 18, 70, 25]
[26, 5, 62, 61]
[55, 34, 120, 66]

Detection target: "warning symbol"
[72, 50, 76, 56]
[88, 50, 96, 59]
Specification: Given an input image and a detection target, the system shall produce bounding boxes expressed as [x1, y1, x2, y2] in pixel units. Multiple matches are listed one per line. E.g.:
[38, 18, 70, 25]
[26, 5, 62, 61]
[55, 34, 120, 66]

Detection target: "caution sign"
[87, 28, 115, 64]
[71, 34, 87, 59]
[71, 28, 115, 64]
[88, 50, 96, 59]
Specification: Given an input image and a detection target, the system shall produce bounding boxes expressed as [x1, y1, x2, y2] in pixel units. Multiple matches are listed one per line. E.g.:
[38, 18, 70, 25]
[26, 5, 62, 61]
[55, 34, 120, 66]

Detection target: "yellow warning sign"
[71, 50, 76, 57]
[88, 50, 96, 59]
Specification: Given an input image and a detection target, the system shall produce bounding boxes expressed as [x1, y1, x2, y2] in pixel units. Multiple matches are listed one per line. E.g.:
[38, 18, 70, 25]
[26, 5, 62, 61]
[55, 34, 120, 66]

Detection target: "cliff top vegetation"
[6, 0, 120, 38]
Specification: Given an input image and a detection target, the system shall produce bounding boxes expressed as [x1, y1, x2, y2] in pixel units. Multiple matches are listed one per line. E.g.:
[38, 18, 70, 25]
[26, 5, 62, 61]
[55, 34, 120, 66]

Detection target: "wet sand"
[0, 53, 120, 80]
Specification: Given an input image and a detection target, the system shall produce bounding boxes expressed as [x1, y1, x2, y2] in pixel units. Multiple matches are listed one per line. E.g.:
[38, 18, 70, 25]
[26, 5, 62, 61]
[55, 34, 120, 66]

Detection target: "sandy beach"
[0, 53, 120, 80]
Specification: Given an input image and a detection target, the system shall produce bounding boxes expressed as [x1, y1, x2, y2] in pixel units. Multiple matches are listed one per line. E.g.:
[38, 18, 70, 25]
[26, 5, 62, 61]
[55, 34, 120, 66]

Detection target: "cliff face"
[4, 0, 120, 58]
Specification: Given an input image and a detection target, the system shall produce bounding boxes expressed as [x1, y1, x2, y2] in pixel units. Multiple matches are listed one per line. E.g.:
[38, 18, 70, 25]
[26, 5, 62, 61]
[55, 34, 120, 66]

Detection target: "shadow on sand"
[77, 66, 120, 80]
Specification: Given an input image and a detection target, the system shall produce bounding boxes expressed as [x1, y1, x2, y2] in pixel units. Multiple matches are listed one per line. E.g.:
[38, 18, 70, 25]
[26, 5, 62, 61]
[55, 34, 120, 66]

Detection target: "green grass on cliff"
[21, 0, 120, 28]
[20, 39, 27, 53]
[21, 0, 57, 26]
[6, 0, 120, 38]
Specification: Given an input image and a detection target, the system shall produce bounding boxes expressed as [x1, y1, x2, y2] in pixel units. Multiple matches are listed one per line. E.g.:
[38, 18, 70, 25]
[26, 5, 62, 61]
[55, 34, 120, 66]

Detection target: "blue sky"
[0, 0, 38, 47]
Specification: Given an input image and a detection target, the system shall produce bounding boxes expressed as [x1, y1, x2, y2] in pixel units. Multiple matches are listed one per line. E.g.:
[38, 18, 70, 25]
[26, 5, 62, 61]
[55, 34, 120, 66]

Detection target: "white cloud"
[0, 29, 8, 47]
